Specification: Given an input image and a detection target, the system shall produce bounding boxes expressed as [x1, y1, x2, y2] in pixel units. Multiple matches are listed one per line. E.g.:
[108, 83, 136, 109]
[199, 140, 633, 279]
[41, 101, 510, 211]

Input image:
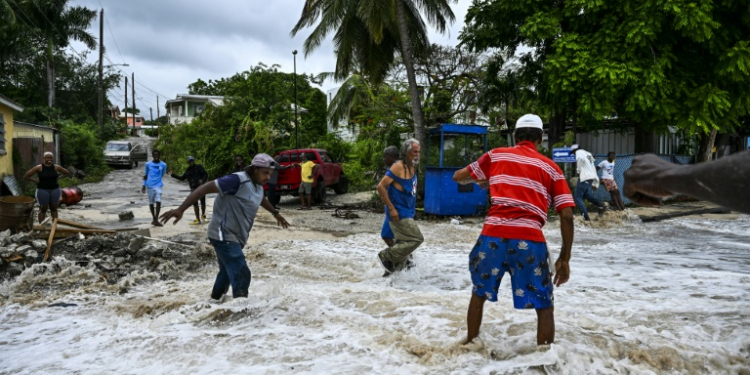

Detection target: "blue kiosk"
[424, 123, 488, 216]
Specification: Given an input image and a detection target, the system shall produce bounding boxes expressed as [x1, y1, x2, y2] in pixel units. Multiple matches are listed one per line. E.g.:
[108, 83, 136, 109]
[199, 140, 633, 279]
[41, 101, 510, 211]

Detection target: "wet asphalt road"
[67, 137, 202, 229]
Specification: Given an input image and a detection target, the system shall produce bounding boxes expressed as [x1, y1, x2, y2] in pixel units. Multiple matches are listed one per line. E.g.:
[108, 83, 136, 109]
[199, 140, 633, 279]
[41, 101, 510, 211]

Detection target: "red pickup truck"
[273, 148, 348, 203]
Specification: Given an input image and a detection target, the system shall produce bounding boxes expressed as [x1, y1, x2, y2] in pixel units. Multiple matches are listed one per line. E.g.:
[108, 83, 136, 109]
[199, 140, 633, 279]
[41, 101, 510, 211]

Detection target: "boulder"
[15, 245, 32, 253]
[31, 240, 48, 250]
[128, 236, 147, 253]
[9, 232, 29, 243]
[118, 211, 135, 221]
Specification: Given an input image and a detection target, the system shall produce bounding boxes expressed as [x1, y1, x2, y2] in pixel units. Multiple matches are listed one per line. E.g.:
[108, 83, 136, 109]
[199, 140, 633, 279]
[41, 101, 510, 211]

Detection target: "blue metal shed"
[424, 124, 488, 216]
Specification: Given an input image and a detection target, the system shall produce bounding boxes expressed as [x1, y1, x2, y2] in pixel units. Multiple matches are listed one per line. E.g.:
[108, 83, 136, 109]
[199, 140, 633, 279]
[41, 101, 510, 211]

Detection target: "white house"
[165, 94, 225, 125]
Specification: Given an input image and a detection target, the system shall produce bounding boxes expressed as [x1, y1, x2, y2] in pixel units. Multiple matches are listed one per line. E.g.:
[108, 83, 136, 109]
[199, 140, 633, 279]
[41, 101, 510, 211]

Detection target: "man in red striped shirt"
[453, 114, 575, 346]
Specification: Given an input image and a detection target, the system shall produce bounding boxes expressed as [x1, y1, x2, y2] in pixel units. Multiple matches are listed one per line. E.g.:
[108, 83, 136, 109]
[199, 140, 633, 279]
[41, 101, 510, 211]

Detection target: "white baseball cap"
[515, 114, 543, 129]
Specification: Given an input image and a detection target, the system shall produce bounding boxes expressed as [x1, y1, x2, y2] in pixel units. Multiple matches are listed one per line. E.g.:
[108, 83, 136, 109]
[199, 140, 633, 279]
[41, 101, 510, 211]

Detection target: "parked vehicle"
[273, 148, 348, 203]
[104, 141, 147, 169]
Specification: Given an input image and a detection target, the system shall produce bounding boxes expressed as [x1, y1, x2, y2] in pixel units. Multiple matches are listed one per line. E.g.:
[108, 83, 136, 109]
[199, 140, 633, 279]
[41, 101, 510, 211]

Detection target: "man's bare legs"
[610, 190, 625, 210]
[464, 292, 556, 346]
[464, 293, 486, 344]
[383, 237, 394, 247]
[536, 306, 555, 345]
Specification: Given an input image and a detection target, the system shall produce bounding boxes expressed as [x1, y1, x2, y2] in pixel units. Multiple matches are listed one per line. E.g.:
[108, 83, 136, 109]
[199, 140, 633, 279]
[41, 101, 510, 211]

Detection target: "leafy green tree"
[462, 0, 750, 157]
[155, 64, 327, 177]
[291, 0, 457, 148]
[24, 0, 97, 108]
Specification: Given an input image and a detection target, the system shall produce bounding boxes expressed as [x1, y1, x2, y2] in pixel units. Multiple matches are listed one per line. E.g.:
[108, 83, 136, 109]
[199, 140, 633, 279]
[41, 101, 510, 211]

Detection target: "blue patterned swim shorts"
[469, 235, 554, 309]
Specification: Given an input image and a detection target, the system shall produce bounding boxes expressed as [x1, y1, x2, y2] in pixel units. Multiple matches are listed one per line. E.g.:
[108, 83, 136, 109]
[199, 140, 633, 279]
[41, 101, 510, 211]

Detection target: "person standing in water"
[597, 151, 625, 211]
[160, 154, 290, 302]
[376, 139, 423, 275]
[23, 152, 71, 223]
[453, 114, 575, 346]
[380, 145, 400, 247]
[142, 149, 167, 227]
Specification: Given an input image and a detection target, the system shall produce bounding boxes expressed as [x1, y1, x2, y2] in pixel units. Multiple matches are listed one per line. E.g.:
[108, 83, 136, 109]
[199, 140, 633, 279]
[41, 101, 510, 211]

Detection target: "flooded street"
[0, 148, 749, 374]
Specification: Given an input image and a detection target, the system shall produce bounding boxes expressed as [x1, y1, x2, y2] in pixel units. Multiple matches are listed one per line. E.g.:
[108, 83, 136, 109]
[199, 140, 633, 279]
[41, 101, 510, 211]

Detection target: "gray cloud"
[71, 0, 471, 114]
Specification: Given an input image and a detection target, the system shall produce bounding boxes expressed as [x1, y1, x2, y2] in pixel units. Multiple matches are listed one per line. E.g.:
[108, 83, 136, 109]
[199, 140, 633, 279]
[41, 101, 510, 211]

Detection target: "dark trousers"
[209, 238, 251, 299]
[574, 179, 603, 220]
[267, 183, 280, 207]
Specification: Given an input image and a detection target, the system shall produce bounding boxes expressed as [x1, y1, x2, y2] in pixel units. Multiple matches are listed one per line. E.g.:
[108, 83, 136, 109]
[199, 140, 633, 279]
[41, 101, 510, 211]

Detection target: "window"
[279, 154, 290, 162]
[319, 152, 332, 163]
[290, 153, 299, 162]
[0, 114, 6, 155]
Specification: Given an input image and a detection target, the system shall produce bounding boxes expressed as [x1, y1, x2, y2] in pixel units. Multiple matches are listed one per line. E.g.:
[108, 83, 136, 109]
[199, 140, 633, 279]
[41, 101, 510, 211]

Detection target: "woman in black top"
[23, 152, 71, 223]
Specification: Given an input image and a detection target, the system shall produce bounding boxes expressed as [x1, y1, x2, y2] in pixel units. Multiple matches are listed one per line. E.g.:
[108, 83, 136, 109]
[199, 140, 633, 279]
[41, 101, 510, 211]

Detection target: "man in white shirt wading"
[571, 145, 605, 221]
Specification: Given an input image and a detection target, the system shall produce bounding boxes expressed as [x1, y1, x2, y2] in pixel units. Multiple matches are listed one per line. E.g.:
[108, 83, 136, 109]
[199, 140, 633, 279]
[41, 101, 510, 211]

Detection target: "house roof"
[165, 94, 225, 107]
[0, 94, 24, 112]
[14, 121, 58, 132]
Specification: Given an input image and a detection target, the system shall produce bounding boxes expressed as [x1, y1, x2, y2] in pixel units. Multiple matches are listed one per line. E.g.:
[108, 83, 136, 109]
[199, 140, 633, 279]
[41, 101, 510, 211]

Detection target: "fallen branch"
[34, 226, 116, 234]
[44, 218, 58, 262]
[56, 219, 103, 230]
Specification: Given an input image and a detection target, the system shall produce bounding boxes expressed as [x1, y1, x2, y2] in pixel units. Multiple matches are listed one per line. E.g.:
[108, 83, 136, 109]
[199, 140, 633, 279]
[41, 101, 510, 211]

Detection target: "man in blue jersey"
[160, 153, 290, 302]
[142, 149, 167, 227]
[376, 139, 424, 275]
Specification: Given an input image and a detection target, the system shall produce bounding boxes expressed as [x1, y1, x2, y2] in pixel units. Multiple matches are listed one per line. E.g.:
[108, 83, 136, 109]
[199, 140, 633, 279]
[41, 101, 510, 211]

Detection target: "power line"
[98, 0, 127, 65]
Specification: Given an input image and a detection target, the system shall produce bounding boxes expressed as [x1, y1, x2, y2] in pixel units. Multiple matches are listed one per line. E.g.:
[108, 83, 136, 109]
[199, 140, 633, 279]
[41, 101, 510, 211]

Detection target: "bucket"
[60, 187, 83, 206]
[0, 196, 36, 232]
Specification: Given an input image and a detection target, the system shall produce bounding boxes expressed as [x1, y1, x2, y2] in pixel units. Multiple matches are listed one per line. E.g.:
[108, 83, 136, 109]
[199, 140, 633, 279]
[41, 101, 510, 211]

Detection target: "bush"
[58, 121, 108, 180]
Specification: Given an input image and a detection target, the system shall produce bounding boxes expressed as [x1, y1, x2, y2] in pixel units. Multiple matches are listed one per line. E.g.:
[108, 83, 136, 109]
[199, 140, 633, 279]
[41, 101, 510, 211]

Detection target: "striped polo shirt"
[468, 141, 575, 242]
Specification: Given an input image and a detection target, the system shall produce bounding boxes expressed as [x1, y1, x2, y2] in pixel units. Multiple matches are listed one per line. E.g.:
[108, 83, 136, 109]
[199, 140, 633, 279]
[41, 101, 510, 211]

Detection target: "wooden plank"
[34, 226, 116, 234]
[56, 219, 103, 230]
[44, 218, 58, 262]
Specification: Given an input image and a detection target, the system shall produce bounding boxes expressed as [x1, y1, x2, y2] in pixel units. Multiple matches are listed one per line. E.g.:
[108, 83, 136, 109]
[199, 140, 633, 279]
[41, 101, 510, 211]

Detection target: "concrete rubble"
[0, 228, 215, 284]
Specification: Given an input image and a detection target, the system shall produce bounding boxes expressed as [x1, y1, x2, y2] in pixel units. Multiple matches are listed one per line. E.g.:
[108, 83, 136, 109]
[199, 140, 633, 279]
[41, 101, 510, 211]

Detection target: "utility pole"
[293, 50, 299, 149]
[97, 9, 104, 128]
[150, 107, 153, 122]
[124, 76, 127, 127]
[132, 72, 135, 136]
[156, 96, 160, 138]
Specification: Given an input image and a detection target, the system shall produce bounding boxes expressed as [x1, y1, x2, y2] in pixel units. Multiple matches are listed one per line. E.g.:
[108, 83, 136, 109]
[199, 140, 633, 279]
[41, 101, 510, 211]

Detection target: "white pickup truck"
[104, 141, 147, 169]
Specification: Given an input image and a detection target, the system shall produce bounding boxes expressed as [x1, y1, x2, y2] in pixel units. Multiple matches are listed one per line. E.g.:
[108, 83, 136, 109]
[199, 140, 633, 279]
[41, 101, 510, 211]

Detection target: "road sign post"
[552, 147, 576, 163]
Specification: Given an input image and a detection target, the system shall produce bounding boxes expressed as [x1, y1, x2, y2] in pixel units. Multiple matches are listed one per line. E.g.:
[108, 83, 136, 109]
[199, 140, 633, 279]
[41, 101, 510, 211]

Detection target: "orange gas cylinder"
[60, 187, 83, 205]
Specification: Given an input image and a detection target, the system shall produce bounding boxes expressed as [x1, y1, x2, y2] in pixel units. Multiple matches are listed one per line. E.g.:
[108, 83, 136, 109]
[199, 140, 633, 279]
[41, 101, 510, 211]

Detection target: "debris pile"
[0, 228, 215, 284]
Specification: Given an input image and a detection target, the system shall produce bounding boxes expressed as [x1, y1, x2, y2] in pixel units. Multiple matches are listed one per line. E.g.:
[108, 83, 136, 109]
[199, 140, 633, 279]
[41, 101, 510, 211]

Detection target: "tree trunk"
[394, 0, 426, 149]
[547, 108, 566, 150]
[699, 128, 718, 162]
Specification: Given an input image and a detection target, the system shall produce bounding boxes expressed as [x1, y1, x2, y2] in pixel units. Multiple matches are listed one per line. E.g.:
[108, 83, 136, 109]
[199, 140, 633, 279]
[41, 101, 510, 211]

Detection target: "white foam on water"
[1, 215, 749, 374]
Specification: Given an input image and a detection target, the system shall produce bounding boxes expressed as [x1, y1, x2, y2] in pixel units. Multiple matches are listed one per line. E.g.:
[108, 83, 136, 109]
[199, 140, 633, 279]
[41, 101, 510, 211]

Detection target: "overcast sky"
[69, 0, 472, 119]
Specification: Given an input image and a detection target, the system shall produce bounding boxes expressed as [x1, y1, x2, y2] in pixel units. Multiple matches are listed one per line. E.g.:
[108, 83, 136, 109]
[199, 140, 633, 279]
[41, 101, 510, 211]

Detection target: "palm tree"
[0, 0, 16, 26]
[26, 0, 96, 108]
[292, 0, 455, 147]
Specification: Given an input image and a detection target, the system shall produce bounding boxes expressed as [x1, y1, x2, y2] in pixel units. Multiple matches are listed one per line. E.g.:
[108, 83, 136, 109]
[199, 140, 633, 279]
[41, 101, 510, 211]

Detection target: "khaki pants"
[379, 218, 424, 267]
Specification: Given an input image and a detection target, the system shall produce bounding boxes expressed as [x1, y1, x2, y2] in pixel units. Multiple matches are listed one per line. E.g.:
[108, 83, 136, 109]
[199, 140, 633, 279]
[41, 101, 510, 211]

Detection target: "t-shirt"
[143, 161, 167, 188]
[385, 168, 417, 220]
[300, 160, 315, 183]
[575, 150, 598, 182]
[598, 160, 615, 180]
[468, 141, 575, 243]
[206, 172, 264, 246]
